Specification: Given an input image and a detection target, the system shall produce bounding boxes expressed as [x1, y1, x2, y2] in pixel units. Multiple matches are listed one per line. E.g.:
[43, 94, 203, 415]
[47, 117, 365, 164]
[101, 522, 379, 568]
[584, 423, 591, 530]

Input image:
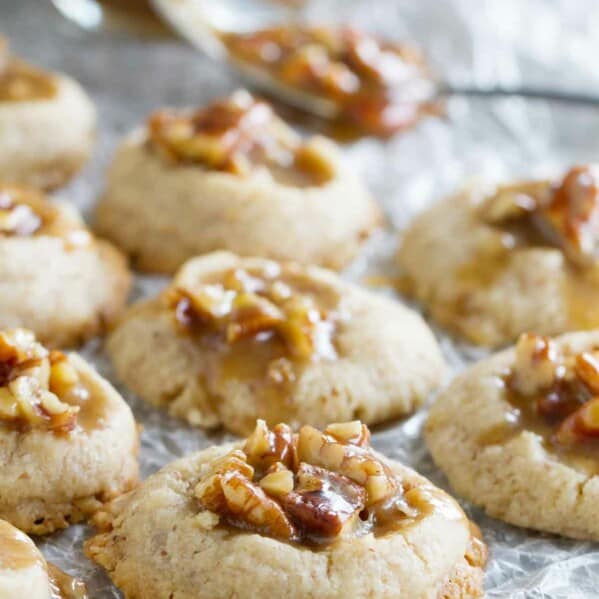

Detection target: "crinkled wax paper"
[3, 1, 599, 597]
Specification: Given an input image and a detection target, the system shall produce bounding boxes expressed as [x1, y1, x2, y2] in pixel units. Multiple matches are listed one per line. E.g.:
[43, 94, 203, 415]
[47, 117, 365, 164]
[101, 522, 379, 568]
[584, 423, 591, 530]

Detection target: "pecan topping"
[167, 264, 338, 362]
[148, 90, 334, 183]
[0, 329, 82, 432]
[0, 40, 56, 102]
[0, 190, 41, 236]
[0, 184, 91, 245]
[481, 165, 599, 266]
[221, 26, 435, 136]
[194, 420, 417, 545]
[540, 165, 599, 264]
[281, 463, 366, 538]
[507, 332, 599, 446]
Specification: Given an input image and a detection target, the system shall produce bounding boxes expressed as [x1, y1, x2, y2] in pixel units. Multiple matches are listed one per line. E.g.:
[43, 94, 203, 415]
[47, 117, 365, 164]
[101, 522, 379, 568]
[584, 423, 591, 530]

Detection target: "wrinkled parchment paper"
[4, 1, 599, 596]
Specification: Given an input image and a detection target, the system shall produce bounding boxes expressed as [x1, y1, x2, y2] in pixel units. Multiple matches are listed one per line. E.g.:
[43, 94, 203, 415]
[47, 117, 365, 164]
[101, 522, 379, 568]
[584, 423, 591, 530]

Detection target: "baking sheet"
[4, 1, 599, 597]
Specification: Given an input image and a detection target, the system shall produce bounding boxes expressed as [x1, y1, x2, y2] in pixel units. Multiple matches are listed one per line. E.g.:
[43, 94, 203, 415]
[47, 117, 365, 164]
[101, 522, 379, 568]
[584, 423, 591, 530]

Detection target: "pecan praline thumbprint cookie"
[427, 331, 599, 540]
[398, 164, 599, 347]
[0, 329, 139, 535]
[0, 518, 87, 599]
[0, 184, 131, 347]
[107, 251, 445, 435]
[85, 420, 487, 599]
[0, 38, 95, 190]
[94, 89, 382, 273]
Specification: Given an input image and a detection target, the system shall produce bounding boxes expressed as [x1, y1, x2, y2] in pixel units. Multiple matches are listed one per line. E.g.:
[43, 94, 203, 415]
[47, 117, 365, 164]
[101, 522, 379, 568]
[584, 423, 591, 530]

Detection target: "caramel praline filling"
[0, 185, 91, 246]
[0, 329, 87, 433]
[504, 333, 599, 455]
[481, 164, 599, 267]
[220, 25, 436, 136]
[0, 39, 57, 102]
[168, 264, 339, 363]
[148, 90, 335, 184]
[0, 188, 42, 236]
[195, 420, 428, 545]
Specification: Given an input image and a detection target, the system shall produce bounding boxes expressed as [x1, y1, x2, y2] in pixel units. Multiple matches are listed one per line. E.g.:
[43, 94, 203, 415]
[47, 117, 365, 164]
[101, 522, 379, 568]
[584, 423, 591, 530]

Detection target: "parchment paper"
[3, 1, 599, 597]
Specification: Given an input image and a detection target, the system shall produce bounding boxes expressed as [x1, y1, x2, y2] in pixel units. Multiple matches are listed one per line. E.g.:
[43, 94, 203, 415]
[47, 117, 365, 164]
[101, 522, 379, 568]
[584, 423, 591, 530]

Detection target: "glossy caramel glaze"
[221, 25, 437, 137]
[454, 169, 599, 330]
[48, 564, 88, 599]
[0, 519, 44, 570]
[0, 331, 104, 435]
[147, 90, 335, 185]
[0, 60, 57, 102]
[0, 185, 91, 247]
[195, 421, 473, 548]
[169, 264, 341, 431]
[478, 337, 599, 476]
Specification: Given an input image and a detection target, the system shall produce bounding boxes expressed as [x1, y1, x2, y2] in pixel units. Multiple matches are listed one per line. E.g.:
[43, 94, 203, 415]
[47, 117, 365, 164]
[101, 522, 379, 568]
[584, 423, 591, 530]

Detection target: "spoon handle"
[442, 84, 599, 106]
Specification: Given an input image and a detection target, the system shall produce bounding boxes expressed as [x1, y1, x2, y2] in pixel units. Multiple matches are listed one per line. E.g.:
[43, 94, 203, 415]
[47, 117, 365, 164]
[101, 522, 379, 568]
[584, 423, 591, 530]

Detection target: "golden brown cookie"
[427, 330, 599, 540]
[398, 165, 599, 347]
[0, 329, 139, 535]
[107, 251, 445, 435]
[0, 184, 131, 347]
[95, 90, 381, 273]
[0, 39, 95, 189]
[0, 519, 87, 598]
[86, 420, 487, 599]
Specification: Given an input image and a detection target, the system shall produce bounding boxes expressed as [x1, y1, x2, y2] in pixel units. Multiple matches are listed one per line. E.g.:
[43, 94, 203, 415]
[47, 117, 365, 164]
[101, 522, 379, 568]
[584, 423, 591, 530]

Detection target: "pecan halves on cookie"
[510, 333, 562, 397]
[282, 463, 366, 539]
[0, 330, 80, 432]
[244, 419, 297, 472]
[195, 448, 296, 539]
[555, 396, 599, 446]
[220, 471, 296, 539]
[536, 165, 599, 265]
[297, 424, 398, 506]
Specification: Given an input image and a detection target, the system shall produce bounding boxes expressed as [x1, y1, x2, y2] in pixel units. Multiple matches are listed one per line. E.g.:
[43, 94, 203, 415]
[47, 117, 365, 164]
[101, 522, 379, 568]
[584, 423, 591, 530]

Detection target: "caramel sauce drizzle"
[480, 335, 599, 475]
[147, 90, 334, 185]
[0, 519, 43, 570]
[0, 331, 106, 435]
[168, 264, 341, 430]
[0, 520, 87, 598]
[48, 564, 88, 599]
[195, 421, 468, 547]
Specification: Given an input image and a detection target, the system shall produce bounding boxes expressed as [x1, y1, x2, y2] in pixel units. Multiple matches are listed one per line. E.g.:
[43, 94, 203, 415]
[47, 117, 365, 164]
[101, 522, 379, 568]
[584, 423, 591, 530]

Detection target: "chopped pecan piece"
[538, 165, 599, 263]
[0, 329, 80, 432]
[226, 293, 284, 343]
[481, 166, 599, 266]
[195, 420, 415, 545]
[282, 463, 366, 539]
[324, 421, 370, 447]
[506, 333, 599, 449]
[511, 333, 562, 397]
[481, 183, 541, 225]
[244, 420, 296, 471]
[297, 424, 397, 506]
[221, 26, 433, 136]
[574, 351, 599, 395]
[259, 463, 295, 497]
[0, 195, 41, 236]
[169, 266, 338, 363]
[220, 471, 296, 539]
[148, 90, 334, 182]
[555, 396, 599, 445]
[195, 452, 295, 540]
